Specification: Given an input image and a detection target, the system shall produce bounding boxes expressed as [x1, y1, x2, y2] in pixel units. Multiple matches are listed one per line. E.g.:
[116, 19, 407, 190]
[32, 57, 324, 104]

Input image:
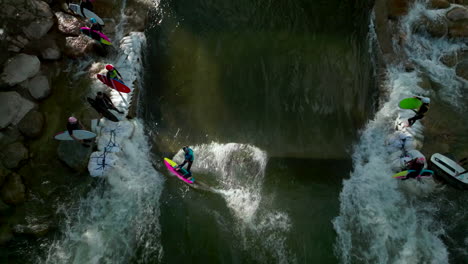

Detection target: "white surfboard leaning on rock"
[54, 130, 97, 140]
[68, 4, 105, 25]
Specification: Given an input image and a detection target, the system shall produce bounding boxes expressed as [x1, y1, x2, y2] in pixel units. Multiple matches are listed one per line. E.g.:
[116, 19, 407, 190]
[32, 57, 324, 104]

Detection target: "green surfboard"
[398, 98, 422, 109]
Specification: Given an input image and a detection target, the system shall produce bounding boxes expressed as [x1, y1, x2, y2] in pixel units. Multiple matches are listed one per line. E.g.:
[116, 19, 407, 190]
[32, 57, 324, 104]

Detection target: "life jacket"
[108, 69, 118, 79]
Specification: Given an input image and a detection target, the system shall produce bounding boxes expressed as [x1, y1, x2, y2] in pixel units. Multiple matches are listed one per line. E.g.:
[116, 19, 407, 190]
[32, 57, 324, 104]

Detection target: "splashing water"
[333, 1, 468, 263]
[171, 142, 295, 263]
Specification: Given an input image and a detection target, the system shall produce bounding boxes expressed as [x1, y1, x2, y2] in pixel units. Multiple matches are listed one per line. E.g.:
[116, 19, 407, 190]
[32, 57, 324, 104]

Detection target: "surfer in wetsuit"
[87, 18, 103, 41]
[402, 157, 425, 180]
[95, 92, 122, 113]
[67, 117, 90, 147]
[106, 65, 124, 82]
[176, 146, 194, 179]
[407, 97, 430, 127]
[94, 91, 123, 125]
[80, 0, 94, 17]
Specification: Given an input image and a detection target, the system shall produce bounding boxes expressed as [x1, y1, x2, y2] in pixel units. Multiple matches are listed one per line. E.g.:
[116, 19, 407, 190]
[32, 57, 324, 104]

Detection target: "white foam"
[332, 2, 468, 262]
[174, 142, 294, 263]
[46, 27, 164, 264]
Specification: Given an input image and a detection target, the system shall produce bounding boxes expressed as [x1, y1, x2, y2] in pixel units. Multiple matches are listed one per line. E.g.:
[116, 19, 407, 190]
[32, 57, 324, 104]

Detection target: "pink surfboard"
[80, 27, 112, 45]
[164, 158, 195, 184]
[96, 74, 131, 93]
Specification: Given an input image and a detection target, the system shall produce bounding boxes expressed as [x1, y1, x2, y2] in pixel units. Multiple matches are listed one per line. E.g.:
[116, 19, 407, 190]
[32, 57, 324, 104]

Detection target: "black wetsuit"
[66, 122, 82, 136]
[95, 94, 116, 112]
[80, 0, 94, 16]
[408, 103, 429, 126]
[90, 23, 102, 32]
[403, 159, 424, 180]
[178, 148, 194, 177]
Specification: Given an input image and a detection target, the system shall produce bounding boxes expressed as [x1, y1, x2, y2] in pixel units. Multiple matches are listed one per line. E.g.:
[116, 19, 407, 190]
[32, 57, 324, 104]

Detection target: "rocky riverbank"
[0, 0, 151, 249]
[373, 0, 468, 157]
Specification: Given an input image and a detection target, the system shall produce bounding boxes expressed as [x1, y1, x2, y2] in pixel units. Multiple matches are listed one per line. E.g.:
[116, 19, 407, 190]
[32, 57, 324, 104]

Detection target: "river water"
[5, 0, 467, 263]
[140, 0, 374, 263]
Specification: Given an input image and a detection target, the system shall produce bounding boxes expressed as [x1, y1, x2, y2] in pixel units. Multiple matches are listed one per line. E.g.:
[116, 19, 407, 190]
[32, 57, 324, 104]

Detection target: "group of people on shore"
[399, 96, 430, 180]
[63, 1, 196, 178]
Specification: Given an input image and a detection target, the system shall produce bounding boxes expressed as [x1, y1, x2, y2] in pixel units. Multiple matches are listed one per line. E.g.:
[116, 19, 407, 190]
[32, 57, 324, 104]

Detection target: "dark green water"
[142, 0, 374, 263]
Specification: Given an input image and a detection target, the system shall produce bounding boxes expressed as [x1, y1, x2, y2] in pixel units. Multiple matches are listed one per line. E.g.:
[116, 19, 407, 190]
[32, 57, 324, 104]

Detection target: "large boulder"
[425, 17, 448, 37]
[446, 7, 468, 21]
[8, 35, 30, 53]
[1, 54, 40, 85]
[448, 23, 468, 38]
[18, 110, 44, 138]
[22, 0, 54, 40]
[57, 141, 93, 172]
[55, 12, 85, 36]
[387, 0, 410, 19]
[23, 18, 54, 40]
[0, 92, 36, 129]
[1, 142, 29, 169]
[0, 173, 25, 205]
[64, 35, 96, 58]
[429, 0, 450, 9]
[455, 59, 468, 80]
[27, 74, 51, 100]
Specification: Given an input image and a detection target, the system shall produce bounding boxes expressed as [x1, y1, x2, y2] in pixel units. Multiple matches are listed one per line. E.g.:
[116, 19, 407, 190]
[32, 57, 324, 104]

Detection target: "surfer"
[90, 18, 102, 32]
[176, 146, 194, 179]
[94, 92, 123, 125]
[407, 96, 430, 127]
[106, 65, 124, 82]
[402, 157, 425, 180]
[85, 18, 103, 41]
[67, 117, 90, 147]
[80, 0, 94, 16]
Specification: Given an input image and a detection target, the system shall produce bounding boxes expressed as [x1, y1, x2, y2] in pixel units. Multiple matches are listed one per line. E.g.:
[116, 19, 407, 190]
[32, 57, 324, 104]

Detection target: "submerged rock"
[1, 53, 40, 85]
[1, 142, 29, 169]
[455, 59, 468, 80]
[425, 17, 448, 37]
[41, 42, 61, 60]
[0, 225, 13, 246]
[0, 165, 8, 187]
[57, 141, 93, 172]
[0, 173, 26, 205]
[0, 199, 9, 213]
[13, 223, 50, 237]
[18, 110, 44, 139]
[0, 92, 36, 129]
[27, 74, 51, 100]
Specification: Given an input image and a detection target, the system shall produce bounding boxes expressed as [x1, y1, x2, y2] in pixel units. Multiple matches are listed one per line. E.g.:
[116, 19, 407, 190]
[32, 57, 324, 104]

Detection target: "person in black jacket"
[80, 0, 94, 16]
[408, 97, 430, 127]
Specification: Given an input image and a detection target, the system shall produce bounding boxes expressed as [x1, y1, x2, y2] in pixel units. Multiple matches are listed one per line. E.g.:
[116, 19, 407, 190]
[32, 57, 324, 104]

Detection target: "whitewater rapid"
[45, 1, 165, 263]
[334, 2, 467, 264]
[171, 142, 294, 263]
